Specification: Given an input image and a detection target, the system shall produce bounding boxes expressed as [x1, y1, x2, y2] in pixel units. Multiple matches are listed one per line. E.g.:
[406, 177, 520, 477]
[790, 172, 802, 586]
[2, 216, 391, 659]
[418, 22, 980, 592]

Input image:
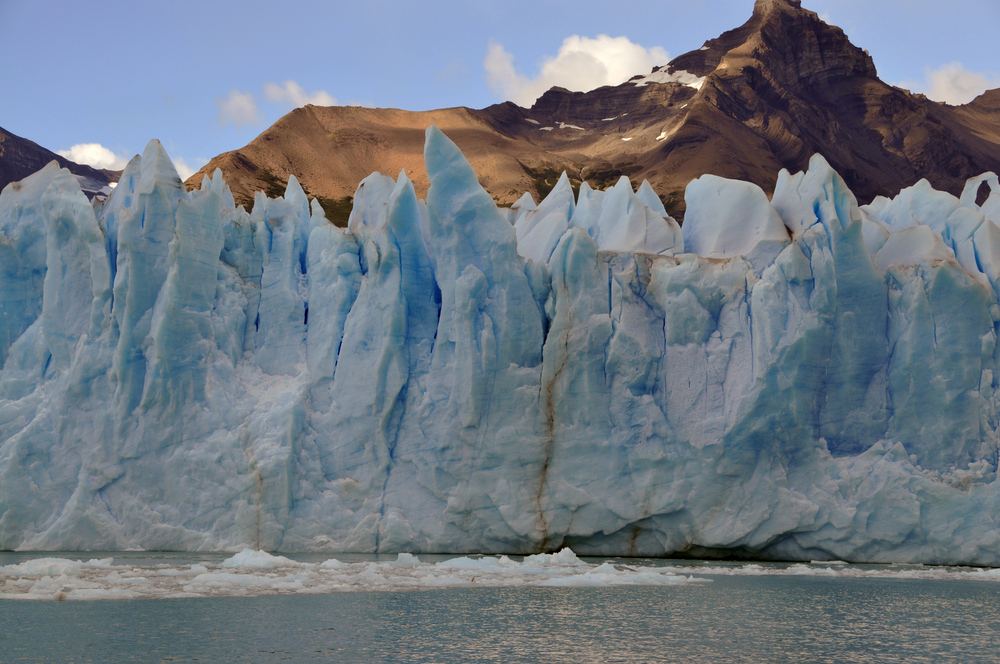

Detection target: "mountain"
[0, 126, 119, 197]
[186, 0, 1000, 221]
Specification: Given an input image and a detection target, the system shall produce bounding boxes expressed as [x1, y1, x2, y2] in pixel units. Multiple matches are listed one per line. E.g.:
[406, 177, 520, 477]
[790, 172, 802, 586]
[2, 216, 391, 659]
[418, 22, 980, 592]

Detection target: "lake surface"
[2, 552, 998, 663]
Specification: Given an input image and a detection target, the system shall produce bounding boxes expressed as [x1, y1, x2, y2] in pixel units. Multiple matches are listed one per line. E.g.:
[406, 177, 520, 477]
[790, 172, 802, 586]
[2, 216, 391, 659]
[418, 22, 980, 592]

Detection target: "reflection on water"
[2, 572, 998, 663]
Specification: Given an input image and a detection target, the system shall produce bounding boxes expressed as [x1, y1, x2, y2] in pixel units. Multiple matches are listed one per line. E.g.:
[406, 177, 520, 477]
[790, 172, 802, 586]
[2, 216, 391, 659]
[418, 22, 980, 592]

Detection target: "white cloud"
[264, 80, 337, 109]
[172, 157, 208, 181]
[904, 62, 1000, 106]
[57, 143, 130, 170]
[484, 35, 670, 107]
[216, 90, 261, 128]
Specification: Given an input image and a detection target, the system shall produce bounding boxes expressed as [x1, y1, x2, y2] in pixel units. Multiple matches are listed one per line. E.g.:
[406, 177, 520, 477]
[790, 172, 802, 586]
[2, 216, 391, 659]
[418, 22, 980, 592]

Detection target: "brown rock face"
[186, 0, 1000, 221]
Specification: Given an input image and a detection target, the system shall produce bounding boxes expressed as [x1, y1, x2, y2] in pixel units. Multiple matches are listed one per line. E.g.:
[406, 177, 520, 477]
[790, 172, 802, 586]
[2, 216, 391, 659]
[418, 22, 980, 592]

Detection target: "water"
[2, 554, 999, 663]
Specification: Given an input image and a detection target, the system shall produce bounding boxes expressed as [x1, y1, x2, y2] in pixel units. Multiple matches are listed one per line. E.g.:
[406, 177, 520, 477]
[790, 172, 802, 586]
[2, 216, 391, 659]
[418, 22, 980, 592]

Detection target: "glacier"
[0, 126, 999, 564]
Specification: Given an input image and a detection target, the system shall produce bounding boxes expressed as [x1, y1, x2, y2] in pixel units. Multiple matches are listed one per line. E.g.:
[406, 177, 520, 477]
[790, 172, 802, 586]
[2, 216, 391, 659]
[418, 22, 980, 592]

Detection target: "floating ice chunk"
[156, 564, 209, 576]
[318, 558, 349, 570]
[185, 571, 278, 592]
[522, 548, 585, 567]
[538, 563, 693, 587]
[1, 558, 85, 577]
[222, 548, 301, 569]
[392, 552, 421, 566]
[683, 174, 789, 259]
[0, 552, 713, 600]
[435, 556, 510, 571]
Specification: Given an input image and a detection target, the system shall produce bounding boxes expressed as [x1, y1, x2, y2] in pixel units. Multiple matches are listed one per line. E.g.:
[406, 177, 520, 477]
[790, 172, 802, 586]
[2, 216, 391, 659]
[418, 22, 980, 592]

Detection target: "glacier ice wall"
[0, 129, 999, 564]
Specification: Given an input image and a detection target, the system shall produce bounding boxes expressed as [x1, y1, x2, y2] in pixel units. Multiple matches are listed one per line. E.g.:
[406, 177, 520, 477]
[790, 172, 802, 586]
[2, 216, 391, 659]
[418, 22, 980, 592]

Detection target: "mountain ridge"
[186, 0, 1000, 221]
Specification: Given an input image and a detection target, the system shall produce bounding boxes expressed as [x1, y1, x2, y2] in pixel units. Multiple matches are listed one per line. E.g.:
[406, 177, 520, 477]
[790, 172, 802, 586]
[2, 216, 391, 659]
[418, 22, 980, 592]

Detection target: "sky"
[1, 0, 998, 179]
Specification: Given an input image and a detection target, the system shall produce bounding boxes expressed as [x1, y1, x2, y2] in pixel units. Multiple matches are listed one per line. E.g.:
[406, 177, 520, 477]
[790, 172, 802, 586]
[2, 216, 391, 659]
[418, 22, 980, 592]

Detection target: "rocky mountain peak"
[665, 0, 875, 87]
[708, 0, 877, 87]
[752, 0, 802, 14]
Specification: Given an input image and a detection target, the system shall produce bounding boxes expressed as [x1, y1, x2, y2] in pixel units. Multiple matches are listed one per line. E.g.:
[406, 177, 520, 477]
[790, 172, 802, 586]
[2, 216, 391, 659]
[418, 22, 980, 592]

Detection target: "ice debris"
[0, 129, 999, 565]
[5, 552, 1000, 601]
[0, 550, 707, 600]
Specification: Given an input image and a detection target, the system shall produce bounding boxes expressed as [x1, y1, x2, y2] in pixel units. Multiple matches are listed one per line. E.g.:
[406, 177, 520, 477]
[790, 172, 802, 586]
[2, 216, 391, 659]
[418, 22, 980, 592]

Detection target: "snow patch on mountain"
[635, 67, 706, 89]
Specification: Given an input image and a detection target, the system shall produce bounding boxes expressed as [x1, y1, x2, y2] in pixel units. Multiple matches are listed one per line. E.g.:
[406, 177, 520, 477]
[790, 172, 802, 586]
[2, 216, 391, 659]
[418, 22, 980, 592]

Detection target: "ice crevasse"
[0, 126, 999, 564]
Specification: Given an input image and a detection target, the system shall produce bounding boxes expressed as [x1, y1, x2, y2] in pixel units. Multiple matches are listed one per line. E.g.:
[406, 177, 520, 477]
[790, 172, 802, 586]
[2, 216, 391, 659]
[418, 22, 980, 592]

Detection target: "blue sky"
[1, 0, 997, 178]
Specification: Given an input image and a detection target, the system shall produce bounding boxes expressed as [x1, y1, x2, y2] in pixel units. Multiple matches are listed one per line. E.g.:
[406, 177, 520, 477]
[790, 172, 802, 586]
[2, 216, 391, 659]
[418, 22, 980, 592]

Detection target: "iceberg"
[0, 128, 998, 565]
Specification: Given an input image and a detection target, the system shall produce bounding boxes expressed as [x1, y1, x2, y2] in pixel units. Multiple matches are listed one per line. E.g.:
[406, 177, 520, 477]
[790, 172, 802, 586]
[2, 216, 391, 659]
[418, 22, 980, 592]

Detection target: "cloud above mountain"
[264, 81, 338, 109]
[172, 157, 206, 181]
[904, 62, 1000, 105]
[216, 90, 261, 128]
[57, 143, 130, 171]
[484, 35, 669, 107]
[216, 81, 338, 129]
[56, 142, 204, 180]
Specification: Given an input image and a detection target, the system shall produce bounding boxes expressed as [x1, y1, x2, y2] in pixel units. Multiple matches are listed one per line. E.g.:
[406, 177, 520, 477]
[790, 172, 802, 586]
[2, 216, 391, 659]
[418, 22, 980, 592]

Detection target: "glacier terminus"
[0, 126, 998, 565]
